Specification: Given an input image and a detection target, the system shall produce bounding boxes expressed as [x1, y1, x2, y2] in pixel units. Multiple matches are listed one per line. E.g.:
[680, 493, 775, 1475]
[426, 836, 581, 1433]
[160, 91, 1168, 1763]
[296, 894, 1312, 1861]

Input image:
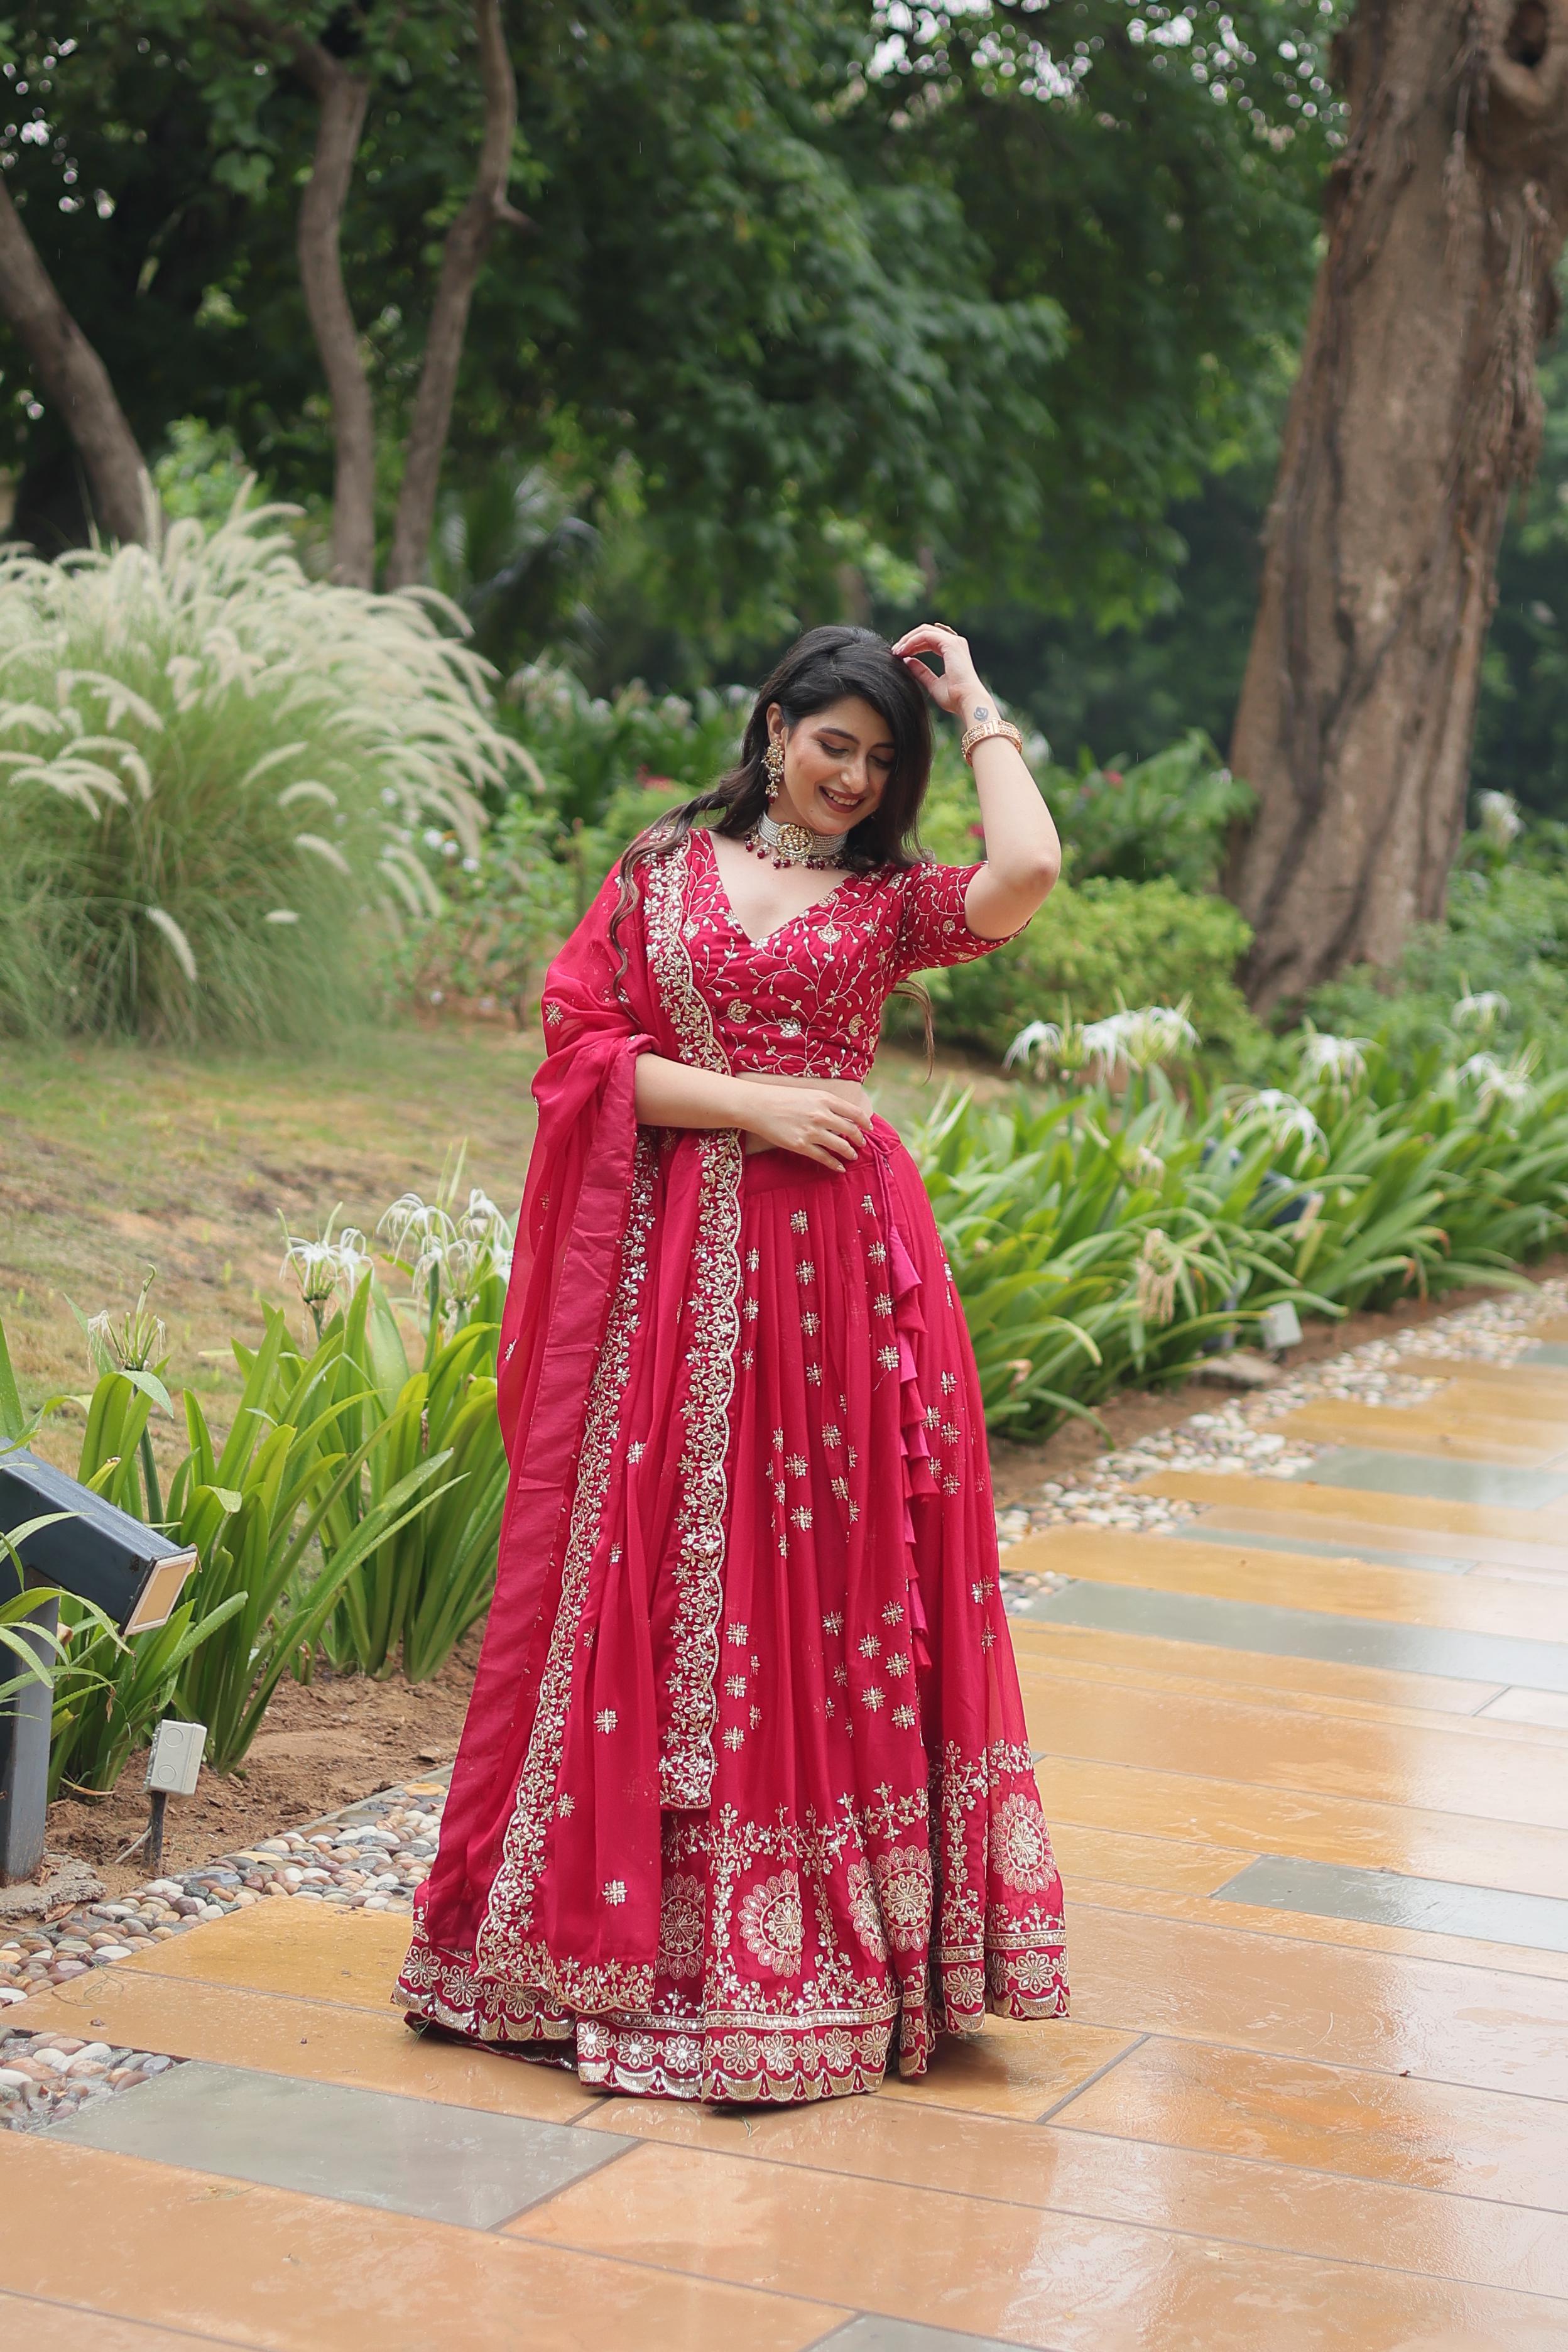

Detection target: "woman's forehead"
[805, 695, 895, 747]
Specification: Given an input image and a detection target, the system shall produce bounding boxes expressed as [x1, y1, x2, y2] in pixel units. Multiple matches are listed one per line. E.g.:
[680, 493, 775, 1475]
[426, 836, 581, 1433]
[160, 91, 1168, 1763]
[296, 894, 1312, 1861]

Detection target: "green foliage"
[1307, 830, 1568, 1063]
[915, 1037, 1568, 1440]
[501, 663, 746, 831]
[0, 3, 1341, 658]
[916, 1081, 1310, 1433]
[52, 1310, 453, 1782]
[928, 878, 1261, 1069]
[0, 504, 523, 1044]
[1060, 733, 1255, 891]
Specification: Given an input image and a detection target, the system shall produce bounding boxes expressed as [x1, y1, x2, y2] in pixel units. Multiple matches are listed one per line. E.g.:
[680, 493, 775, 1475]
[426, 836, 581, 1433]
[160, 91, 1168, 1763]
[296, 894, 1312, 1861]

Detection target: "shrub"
[1059, 731, 1254, 891]
[0, 503, 529, 1044]
[501, 661, 746, 829]
[1307, 835, 1568, 1064]
[924, 877, 1262, 1068]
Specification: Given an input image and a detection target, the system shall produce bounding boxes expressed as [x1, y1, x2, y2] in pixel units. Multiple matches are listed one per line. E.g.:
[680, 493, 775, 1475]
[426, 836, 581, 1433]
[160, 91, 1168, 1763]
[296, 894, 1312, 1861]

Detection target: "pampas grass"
[0, 498, 530, 1043]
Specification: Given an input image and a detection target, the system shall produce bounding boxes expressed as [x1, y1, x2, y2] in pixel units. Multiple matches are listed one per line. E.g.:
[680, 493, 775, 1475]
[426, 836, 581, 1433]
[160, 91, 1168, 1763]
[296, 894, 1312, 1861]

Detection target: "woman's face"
[770, 696, 894, 837]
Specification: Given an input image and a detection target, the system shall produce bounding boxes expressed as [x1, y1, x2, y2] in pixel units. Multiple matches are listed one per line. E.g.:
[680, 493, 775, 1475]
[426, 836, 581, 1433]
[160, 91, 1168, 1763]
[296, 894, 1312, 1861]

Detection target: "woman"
[398, 621, 1069, 2103]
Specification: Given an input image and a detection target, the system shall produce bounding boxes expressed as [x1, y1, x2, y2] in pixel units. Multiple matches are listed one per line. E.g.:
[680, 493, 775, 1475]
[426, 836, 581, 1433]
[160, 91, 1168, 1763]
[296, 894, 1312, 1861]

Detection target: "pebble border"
[996, 1277, 1567, 1598]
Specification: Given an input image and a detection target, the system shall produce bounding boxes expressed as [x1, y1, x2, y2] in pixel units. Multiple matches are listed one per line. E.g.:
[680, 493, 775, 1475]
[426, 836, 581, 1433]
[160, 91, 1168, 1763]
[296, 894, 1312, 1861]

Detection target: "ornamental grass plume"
[0, 497, 530, 1043]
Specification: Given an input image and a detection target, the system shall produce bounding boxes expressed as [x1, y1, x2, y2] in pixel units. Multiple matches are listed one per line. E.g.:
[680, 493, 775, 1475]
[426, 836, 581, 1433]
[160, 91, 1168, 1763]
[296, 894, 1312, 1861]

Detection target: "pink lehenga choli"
[397, 827, 1069, 2101]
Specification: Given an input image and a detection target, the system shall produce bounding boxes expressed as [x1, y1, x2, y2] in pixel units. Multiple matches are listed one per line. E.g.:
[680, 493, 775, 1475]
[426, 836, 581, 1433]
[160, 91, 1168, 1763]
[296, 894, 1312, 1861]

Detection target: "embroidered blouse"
[679, 826, 1011, 1081]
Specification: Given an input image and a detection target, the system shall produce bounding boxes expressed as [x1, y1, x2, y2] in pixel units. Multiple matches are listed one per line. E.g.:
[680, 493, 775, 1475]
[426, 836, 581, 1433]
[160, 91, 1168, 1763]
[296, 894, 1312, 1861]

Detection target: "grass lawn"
[0, 1017, 963, 1460]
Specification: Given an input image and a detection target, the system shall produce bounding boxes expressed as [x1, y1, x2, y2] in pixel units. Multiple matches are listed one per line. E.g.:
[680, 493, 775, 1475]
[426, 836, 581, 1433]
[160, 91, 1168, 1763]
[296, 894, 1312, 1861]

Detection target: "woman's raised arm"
[891, 623, 1061, 940]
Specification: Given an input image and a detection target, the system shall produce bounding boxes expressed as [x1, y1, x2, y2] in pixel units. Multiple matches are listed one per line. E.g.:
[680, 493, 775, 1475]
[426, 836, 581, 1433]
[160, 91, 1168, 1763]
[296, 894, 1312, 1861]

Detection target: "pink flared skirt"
[398, 1121, 1068, 2101]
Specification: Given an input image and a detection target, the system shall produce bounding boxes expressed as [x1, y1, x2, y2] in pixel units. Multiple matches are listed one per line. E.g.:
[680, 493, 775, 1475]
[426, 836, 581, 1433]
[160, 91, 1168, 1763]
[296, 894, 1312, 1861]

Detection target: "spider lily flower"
[1452, 990, 1510, 1037]
[1476, 790, 1523, 852]
[85, 1266, 167, 1375]
[1234, 1090, 1326, 1153]
[1004, 1020, 1074, 1074]
[279, 1217, 373, 1331]
[1456, 1051, 1535, 1113]
[1081, 1003, 1199, 1077]
[1297, 1029, 1370, 1092]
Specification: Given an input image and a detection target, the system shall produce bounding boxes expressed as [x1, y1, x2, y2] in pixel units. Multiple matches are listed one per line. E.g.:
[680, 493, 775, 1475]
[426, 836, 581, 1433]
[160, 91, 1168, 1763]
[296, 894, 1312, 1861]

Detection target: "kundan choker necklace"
[744, 809, 847, 870]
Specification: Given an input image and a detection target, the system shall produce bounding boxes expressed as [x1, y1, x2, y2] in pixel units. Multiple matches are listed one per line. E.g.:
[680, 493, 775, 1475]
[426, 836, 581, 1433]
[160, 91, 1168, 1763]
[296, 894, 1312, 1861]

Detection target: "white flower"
[1476, 790, 1523, 851]
[279, 1215, 373, 1325]
[1004, 1018, 1069, 1072]
[1452, 991, 1509, 1036]
[1297, 1030, 1369, 1091]
[1133, 1228, 1182, 1326]
[1081, 1004, 1199, 1075]
[1456, 1052, 1535, 1113]
[1234, 1090, 1324, 1153]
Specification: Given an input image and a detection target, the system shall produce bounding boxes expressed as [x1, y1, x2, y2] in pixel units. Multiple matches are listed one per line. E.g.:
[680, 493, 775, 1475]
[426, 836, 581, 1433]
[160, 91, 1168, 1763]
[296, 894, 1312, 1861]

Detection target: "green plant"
[0, 501, 527, 1045]
[923, 877, 1263, 1070]
[1061, 731, 1255, 891]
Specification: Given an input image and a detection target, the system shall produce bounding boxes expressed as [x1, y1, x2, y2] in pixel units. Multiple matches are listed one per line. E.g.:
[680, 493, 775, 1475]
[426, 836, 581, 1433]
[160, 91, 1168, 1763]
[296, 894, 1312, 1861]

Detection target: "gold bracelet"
[961, 716, 1023, 766]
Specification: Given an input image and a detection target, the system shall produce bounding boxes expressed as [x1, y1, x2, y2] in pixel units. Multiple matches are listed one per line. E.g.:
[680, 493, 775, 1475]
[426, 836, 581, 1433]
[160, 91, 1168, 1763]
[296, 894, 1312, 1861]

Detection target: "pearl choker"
[744, 810, 847, 870]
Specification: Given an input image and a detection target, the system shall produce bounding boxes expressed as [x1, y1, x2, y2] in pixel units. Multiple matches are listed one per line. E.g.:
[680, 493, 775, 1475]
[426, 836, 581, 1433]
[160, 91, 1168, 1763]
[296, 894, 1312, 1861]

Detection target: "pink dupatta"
[418, 839, 745, 2019]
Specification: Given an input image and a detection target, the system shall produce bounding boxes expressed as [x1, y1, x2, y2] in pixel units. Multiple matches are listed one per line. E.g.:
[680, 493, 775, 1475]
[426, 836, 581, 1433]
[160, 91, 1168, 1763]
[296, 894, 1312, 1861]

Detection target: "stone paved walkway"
[2, 1289, 1567, 2347]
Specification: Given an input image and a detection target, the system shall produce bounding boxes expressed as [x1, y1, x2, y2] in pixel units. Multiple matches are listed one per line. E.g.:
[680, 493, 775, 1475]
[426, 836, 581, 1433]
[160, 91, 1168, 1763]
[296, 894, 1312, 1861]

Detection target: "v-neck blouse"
[680, 827, 1008, 1080]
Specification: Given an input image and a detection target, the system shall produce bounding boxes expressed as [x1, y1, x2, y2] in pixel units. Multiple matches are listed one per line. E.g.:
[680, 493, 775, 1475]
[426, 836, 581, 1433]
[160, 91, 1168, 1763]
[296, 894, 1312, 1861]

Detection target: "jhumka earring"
[763, 741, 785, 802]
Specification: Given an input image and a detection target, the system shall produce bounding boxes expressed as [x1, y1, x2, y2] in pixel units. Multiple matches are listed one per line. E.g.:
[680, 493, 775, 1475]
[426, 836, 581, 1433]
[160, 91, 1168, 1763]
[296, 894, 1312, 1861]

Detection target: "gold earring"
[763, 741, 785, 802]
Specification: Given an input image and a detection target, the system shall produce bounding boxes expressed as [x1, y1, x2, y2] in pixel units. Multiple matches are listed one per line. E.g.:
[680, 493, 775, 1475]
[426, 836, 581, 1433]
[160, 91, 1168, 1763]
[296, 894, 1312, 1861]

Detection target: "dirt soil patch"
[45, 1630, 482, 1898]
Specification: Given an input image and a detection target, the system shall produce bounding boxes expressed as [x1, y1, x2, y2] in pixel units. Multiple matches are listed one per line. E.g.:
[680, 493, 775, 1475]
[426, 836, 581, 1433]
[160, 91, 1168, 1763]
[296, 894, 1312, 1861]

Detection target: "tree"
[1227, 0, 1568, 1008]
[0, 174, 151, 542]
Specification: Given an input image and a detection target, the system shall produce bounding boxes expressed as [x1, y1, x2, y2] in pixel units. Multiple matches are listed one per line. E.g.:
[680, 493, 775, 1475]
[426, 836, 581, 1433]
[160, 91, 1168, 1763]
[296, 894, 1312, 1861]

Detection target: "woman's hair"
[612, 625, 933, 931]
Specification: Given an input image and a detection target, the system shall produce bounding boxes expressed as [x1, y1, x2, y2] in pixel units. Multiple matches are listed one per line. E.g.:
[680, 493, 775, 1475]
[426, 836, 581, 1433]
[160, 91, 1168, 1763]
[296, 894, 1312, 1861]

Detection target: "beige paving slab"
[110, 1900, 413, 2006]
[1017, 1648, 1568, 1750]
[1065, 1875, 1568, 1986]
[1135, 1470, 1566, 1547]
[1008, 1614, 1506, 1715]
[1065, 1898, 1568, 2097]
[1037, 1753, 1568, 1899]
[0, 2294, 245, 2350]
[1008, 1523, 1568, 1639]
[1275, 1396, 1568, 1466]
[1181, 1498, 1567, 1576]
[0, 1966, 596, 2123]
[573, 2080, 1568, 2299]
[1021, 1662, 1568, 1829]
[512, 2137, 1568, 2352]
[1051, 2034, 1568, 2209]
[0, 2133, 838, 2352]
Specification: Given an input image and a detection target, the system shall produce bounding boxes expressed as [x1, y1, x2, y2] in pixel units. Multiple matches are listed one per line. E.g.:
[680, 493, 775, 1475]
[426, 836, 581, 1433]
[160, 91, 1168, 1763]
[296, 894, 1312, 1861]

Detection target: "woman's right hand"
[737, 1082, 874, 1167]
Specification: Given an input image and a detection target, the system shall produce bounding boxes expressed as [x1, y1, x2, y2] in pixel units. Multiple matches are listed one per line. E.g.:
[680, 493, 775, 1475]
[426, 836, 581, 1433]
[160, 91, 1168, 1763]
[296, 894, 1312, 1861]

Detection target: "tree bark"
[384, 0, 526, 590]
[1227, 1, 1568, 1009]
[0, 182, 153, 546]
[291, 45, 377, 589]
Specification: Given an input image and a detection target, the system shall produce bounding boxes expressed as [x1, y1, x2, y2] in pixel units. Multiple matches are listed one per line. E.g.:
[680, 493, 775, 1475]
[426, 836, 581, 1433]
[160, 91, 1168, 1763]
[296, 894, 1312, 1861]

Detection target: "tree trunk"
[0, 183, 153, 546]
[1227, 0, 1568, 1009]
[292, 45, 376, 589]
[384, 0, 526, 591]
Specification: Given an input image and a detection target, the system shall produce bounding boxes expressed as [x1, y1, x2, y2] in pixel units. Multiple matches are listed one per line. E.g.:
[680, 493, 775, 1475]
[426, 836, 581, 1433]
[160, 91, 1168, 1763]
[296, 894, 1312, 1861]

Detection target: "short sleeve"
[892, 860, 1024, 977]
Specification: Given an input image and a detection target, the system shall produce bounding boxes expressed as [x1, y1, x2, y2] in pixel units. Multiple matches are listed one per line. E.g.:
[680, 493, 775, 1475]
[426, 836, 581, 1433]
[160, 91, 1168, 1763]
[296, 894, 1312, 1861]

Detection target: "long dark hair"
[612, 626, 933, 934]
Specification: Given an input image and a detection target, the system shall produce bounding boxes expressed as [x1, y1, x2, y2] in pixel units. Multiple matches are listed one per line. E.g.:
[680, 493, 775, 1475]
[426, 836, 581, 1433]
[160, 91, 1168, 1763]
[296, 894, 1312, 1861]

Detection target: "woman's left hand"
[891, 622, 985, 719]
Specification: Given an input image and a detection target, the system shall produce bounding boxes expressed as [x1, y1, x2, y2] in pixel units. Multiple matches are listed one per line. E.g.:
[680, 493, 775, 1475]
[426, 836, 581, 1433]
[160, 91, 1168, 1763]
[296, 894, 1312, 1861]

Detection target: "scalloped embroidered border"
[476, 1141, 658, 1997]
[643, 839, 743, 1808]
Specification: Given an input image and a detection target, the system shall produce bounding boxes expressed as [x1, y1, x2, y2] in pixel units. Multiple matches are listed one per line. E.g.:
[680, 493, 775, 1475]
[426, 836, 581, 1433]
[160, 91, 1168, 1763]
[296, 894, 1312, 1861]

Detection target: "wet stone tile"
[46, 2057, 633, 2228]
[1214, 1856, 1568, 1954]
[1294, 1448, 1568, 1510]
[1012, 1579, 1568, 1693]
